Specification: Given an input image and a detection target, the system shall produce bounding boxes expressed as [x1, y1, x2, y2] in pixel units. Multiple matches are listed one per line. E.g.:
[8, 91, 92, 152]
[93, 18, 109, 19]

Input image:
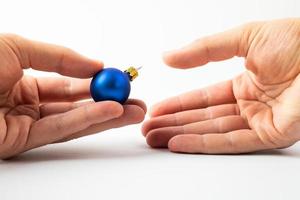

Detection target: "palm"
[236, 20, 300, 147]
[0, 76, 40, 155]
[232, 71, 298, 149]
[143, 18, 300, 153]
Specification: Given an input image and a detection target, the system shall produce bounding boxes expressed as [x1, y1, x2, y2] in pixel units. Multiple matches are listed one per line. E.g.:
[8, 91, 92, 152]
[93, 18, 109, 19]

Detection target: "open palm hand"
[142, 18, 300, 153]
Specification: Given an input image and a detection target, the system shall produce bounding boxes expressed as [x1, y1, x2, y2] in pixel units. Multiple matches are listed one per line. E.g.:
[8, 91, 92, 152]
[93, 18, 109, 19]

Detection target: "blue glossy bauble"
[90, 68, 131, 104]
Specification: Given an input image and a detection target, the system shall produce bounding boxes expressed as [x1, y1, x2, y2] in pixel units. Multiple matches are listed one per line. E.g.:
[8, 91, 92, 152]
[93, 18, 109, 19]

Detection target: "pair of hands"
[1, 18, 300, 159]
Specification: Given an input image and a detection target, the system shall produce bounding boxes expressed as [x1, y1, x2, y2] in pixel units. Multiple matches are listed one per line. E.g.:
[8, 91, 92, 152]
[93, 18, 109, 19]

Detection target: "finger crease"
[177, 96, 184, 112]
[56, 52, 66, 74]
[202, 135, 207, 152]
[202, 88, 210, 108]
[207, 107, 213, 119]
[203, 38, 212, 62]
[216, 118, 223, 133]
[174, 112, 180, 126]
[83, 105, 91, 126]
[64, 79, 73, 98]
[225, 132, 235, 152]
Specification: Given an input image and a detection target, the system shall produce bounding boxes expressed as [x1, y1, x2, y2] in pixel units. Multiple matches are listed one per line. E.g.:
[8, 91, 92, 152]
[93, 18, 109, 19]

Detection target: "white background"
[0, 0, 300, 199]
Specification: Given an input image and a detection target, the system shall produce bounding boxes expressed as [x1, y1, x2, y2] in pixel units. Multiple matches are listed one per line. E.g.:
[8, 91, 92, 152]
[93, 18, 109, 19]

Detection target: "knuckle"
[174, 112, 180, 126]
[55, 47, 73, 74]
[82, 105, 91, 123]
[199, 37, 212, 61]
[215, 118, 222, 133]
[54, 115, 66, 132]
[198, 88, 209, 108]
[204, 107, 212, 119]
[54, 52, 65, 74]
[225, 132, 235, 152]
[177, 96, 184, 112]
[63, 79, 73, 100]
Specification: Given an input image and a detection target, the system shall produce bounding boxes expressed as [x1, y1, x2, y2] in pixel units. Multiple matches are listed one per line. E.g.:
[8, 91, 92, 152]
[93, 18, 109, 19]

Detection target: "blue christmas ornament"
[90, 67, 140, 104]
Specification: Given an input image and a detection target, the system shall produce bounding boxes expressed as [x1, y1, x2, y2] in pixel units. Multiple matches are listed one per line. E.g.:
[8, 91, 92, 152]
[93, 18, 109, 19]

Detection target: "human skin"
[142, 18, 300, 154]
[0, 34, 146, 159]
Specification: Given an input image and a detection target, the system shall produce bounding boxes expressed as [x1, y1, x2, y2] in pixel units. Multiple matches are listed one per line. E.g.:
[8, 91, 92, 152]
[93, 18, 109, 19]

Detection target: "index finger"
[1, 34, 103, 78]
[163, 22, 263, 69]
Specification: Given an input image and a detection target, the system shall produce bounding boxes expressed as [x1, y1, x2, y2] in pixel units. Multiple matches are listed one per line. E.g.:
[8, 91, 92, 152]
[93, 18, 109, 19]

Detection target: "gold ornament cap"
[124, 66, 140, 81]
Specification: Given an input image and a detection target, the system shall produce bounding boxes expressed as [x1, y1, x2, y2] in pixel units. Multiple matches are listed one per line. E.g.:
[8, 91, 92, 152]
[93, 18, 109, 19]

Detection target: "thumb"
[163, 22, 262, 69]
